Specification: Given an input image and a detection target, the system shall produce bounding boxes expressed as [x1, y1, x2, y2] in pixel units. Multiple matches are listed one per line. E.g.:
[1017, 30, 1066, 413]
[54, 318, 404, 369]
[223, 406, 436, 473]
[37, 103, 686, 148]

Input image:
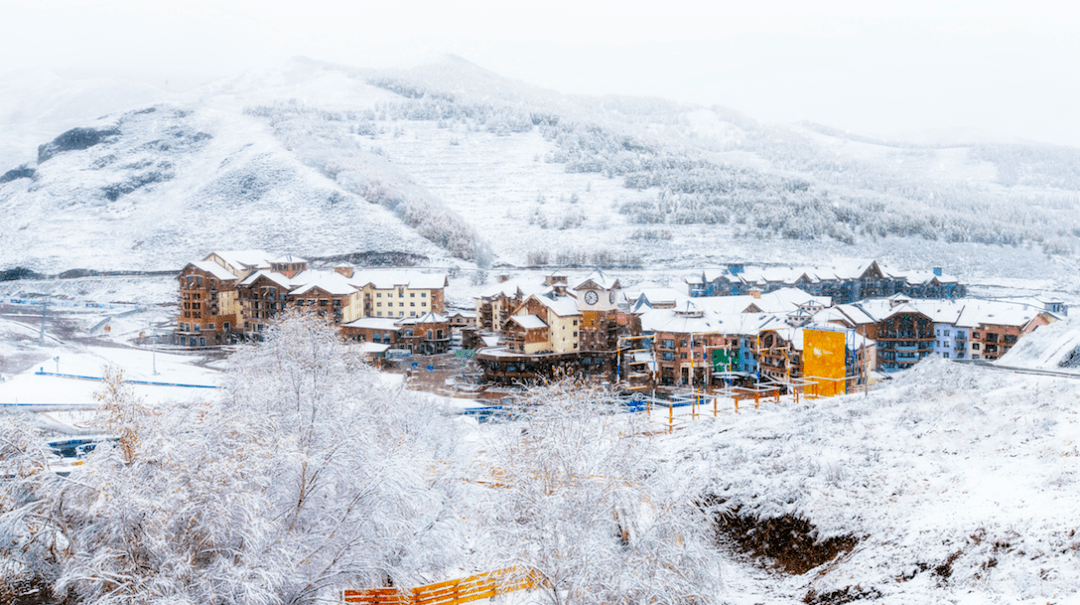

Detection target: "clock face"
[608, 291, 615, 304]
[584, 290, 599, 305]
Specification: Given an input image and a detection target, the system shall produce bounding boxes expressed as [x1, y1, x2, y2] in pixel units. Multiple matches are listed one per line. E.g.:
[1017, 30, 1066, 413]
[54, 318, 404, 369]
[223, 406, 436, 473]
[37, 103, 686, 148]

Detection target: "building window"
[573, 320, 578, 326]
[377, 312, 382, 316]
[973, 354, 980, 360]
[944, 330, 950, 336]
[377, 293, 382, 297]
[972, 343, 980, 350]
[377, 302, 382, 307]
[207, 323, 215, 330]
[973, 332, 980, 338]
[572, 331, 578, 337]
[422, 292, 427, 297]
[411, 302, 416, 307]
[411, 293, 415, 298]
[223, 322, 230, 331]
[399, 303, 404, 307]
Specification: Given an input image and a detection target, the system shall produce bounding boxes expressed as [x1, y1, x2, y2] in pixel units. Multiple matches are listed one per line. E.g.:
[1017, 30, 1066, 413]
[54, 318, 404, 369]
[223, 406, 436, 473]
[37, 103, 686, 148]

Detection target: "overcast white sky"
[3, 0, 1079, 146]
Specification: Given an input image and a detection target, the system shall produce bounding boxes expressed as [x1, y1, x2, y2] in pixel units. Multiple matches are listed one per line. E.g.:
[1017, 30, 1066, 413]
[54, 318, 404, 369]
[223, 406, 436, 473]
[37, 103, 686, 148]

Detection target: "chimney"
[334, 265, 354, 279]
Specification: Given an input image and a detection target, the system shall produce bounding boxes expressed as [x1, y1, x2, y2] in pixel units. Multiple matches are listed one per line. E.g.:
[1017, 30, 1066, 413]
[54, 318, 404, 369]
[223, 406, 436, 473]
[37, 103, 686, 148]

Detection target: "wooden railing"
[344, 568, 535, 605]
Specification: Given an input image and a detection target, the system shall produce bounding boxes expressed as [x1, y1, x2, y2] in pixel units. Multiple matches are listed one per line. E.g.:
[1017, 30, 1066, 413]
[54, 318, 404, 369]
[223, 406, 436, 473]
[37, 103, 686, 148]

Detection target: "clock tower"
[573, 269, 623, 351]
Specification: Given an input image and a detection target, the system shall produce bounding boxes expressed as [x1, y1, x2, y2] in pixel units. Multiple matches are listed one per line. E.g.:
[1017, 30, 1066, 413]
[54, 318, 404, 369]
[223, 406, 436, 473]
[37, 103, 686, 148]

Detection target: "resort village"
[176, 251, 1067, 397]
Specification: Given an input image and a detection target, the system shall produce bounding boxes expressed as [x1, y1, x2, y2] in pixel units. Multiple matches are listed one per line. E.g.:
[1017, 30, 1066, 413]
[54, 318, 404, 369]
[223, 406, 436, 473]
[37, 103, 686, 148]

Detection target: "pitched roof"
[574, 269, 620, 291]
[509, 315, 547, 330]
[288, 271, 356, 296]
[239, 270, 293, 288]
[205, 250, 272, 271]
[185, 261, 238, 281]
[398, 312, 449, 325]
[527, 294, 581, 317]
[270, 254, 308, 264]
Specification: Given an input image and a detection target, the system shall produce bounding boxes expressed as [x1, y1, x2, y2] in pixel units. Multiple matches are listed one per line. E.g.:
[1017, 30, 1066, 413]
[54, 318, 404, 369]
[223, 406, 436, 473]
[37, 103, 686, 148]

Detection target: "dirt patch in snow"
[708, 500, 858, 575]
[802, 585, 883, 605]
[1058, 345, 1080, 368]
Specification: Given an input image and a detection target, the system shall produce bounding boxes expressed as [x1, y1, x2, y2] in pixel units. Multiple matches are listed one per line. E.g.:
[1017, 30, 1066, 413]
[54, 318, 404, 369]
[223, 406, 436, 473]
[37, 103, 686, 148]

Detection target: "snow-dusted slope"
[668, 358, 1080, 603]
[2, 56, 1080, 283]
[1000, 316, 1080, 370]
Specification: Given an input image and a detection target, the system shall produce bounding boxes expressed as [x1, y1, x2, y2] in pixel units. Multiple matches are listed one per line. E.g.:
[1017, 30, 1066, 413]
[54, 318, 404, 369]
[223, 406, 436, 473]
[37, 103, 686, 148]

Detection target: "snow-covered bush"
[482, 381, 720, 605]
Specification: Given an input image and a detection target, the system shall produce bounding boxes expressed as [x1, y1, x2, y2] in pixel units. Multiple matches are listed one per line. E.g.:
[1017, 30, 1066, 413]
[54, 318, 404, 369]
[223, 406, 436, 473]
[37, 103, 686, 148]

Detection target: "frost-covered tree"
[483, 381, 720, 605]
[1, 312, 465, 605]
[223, 309, 465, 603]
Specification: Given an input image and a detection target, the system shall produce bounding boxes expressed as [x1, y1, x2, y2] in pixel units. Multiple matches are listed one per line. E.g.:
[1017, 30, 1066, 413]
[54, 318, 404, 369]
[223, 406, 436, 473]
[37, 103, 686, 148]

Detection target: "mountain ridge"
[1, 57, 1078, 289]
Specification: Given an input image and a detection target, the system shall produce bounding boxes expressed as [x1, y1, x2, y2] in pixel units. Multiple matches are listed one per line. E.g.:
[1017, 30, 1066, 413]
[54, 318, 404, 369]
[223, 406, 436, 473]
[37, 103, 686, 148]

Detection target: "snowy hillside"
[668, 358, 1080, 603]
[1000, 316, 1080, 370]
[2, 56, 1080, 286]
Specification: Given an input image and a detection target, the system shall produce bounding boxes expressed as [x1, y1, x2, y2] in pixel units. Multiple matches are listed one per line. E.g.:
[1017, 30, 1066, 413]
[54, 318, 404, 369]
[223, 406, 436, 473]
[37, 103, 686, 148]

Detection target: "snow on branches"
[480, 381, 720, 605]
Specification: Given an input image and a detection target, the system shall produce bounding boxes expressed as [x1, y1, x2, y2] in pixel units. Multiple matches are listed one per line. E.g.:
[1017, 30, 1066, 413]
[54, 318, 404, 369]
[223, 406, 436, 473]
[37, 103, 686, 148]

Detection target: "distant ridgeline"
[684, 260, 965, 303]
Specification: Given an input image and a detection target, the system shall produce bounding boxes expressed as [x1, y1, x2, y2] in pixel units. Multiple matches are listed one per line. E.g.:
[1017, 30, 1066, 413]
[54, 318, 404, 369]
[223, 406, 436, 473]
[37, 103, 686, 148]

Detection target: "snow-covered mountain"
[2, 56, 1079, 287]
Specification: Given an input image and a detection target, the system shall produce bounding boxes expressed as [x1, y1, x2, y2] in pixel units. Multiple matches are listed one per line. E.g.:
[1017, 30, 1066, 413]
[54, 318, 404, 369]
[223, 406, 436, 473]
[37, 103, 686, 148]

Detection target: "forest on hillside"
[245, 72, 1080, 258]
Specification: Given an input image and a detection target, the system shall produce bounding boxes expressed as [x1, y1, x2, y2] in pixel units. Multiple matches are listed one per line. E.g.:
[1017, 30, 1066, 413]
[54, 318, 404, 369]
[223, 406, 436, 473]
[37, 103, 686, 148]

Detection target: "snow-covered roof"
[342, 317, 400, 330]
[239, 270, 294, 288]
[508, 315, 547, 330]
[398, 312, 448, 325]
[205, 250, 272, 271]
[352, 270, 447, 290]
[955, 302, 1043, 329]
[185, 261, 238, 281]
[270, 254, 308, 264]
[447, 310, 477, 318]
[574, 269, 620, 291]
[289, 271, 357, 296]
[528, 294, 581, 317]
[358, 342, 390, 354]
[691, 260, 959, 288]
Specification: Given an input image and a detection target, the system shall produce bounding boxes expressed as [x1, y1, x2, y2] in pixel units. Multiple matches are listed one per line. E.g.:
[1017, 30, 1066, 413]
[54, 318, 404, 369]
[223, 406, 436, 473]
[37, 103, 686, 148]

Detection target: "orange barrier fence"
[344, 568, 535, 605]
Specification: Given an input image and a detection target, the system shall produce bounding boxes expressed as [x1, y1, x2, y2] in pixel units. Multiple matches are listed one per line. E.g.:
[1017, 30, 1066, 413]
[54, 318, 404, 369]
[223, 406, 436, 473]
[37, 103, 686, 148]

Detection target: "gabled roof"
[447, 310, 477, 318]
[182, 261, 238, 282]
[239, 270, 293, 288]
[508, 315, 547, 330]
[398, 312, 448, 325]
[289, 271, 356, 296]
[270, 254, 308, 264]
[574, 269, 620, 291]
[205, 250, 272, 271]
[525, 294, 581, 318]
